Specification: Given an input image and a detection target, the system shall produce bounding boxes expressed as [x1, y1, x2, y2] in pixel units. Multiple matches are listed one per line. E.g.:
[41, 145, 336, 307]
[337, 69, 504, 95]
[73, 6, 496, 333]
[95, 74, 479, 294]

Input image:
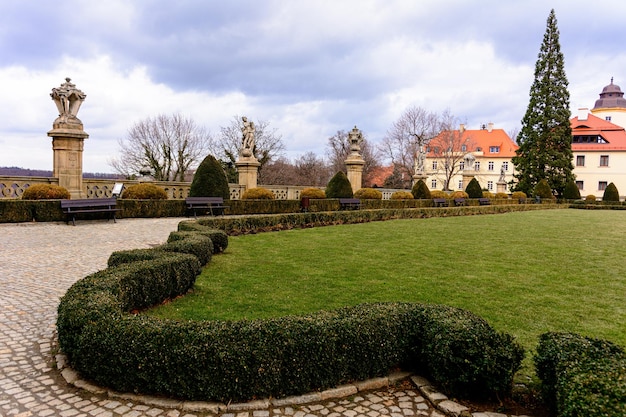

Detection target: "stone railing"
[0, 175, 406, 200]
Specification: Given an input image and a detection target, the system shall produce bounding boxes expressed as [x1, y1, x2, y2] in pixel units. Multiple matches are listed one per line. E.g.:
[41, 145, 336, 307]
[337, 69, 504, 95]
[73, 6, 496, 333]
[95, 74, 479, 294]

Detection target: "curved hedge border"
[535, 332, 626, 417]
[57, 220, 524, 403]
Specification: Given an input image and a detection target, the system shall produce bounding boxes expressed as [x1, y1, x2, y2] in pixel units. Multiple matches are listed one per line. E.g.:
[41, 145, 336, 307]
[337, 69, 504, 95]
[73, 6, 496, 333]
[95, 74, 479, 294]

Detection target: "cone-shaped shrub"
[189, 155, 230, 199]
[534, 179, 553, 199]
[465, 178, 483, 198]
[602, 182, 620, 202]
[562, 180, 581, 200]
[411, 179, 431, 199]
[325, 171, 353, 198]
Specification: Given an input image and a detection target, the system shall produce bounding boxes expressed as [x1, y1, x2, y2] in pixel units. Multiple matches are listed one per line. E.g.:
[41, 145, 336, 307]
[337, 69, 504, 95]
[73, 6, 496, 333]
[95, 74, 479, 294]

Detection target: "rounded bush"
[121, 183, 168, 200]
[449, 191, 468, 199]
[602, 182, 620, 202]
[430, 190, 447, 199]
[512, 191, 526, 200]
[21, 184, 70, 200]
[300, 188, 325, 199]
[325, 171, 353, 198]
[482, 191, 494, 199]
[390, 191, 414, 200]
[585, 194, 597, 202]
[563, 180, 581, 200]
[495, 192, 509, 199]
[189, 154, 230, 199]
[354, 188, 382, 200]
[411, 179, 431, 199]
[534, 179, 554, 199]
[465, 178, 483, 198]
[242, 187, 275, 200]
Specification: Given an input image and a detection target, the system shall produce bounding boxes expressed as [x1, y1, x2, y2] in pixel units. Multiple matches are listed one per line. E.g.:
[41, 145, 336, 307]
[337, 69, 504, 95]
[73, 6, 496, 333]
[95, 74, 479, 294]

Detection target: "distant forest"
[0, 166, 123, 179]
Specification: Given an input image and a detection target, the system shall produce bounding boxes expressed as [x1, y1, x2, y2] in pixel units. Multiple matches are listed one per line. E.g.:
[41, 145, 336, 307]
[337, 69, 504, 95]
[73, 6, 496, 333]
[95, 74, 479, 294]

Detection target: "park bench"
[453, 198, 466, 206]
[433, 198, 448, 207]
[339, 198, 361, 210]
[185, 197, 229, 218]
[478, 198, 491, 205]
[61, 198, 120, 226]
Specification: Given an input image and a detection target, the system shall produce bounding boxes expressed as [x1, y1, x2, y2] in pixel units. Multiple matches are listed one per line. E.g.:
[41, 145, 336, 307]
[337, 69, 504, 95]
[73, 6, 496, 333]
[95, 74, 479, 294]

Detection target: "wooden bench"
[453, 198, 466, 206]
[61, 198, 120, 226]
[185, 197, 230, 218]
[339, 198, 361, 210]
[478, 198, 491, 205]
[433, 198, 448, 207]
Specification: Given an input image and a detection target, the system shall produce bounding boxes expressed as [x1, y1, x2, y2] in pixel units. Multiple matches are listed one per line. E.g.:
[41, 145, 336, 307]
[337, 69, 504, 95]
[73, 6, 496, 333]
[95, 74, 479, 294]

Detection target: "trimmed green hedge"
[534, 332, 626, 417]
[177, 220, 229, 253]
[57, 219, 524, 403]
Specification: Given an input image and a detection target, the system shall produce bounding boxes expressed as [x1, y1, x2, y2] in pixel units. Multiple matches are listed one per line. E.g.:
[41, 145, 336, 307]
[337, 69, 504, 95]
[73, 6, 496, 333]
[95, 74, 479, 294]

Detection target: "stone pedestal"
[47, 126, 89, 199]
[497, 180, 507, 194]
[236, 157, 261, 191]
[345, 156, 365, 193]
[462, 173, 474, 190]
[412, 172, 427, 187]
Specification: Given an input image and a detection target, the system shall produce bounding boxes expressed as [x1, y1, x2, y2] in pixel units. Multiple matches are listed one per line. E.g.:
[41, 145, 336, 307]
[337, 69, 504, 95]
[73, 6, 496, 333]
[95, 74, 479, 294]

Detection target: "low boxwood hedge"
[534, 332, 626, 417]
[57, 220, 524, 403]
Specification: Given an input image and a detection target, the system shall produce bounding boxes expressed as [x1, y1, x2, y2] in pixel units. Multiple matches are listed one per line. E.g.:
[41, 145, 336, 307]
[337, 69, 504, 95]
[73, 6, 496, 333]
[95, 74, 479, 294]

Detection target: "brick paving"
[0, 218, 532, 417]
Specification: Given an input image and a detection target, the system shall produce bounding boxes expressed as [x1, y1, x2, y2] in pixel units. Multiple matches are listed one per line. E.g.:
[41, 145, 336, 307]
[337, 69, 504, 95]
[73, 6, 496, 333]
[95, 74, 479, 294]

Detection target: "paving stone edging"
[56, 352, 533, 417]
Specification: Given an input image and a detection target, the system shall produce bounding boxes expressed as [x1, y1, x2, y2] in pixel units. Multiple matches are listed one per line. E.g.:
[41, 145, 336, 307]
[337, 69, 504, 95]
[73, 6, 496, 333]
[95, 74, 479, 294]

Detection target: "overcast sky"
[1, 0, 625, 173]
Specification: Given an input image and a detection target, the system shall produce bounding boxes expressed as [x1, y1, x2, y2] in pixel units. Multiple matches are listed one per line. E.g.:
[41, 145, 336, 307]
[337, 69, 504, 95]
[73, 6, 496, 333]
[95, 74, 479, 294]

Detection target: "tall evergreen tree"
[512, 9, 574, 197]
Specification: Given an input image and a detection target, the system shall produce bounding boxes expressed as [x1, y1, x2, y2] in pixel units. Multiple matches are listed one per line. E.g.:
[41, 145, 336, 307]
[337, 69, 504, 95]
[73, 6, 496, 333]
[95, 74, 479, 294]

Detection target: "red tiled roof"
[571, 113, 626, 151]
[429, 128, 518, 157]
[367, 165, 394, 188]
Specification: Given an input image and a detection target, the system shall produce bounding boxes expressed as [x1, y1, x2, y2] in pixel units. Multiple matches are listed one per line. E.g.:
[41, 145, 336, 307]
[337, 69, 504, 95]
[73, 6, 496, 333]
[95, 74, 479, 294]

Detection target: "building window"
[576, 181, 584, 190]
[576, 155, 585, 166]
[488, 161, 494, 171]
[474, 161, 480, 171]
[502, 161, 509, 171]
[489, 146, 500, 153]
[487, 181, 493, 191]
[600, 155, 609, 167]
[461, 145, 467, 152]
[459, 161, 465, 170]
[458, 180, 463, 190]
[599, 181, 608, 191]
[432, 160, 438, 170]
[431, 179, 437, 189]
[606, 116, 612, 121]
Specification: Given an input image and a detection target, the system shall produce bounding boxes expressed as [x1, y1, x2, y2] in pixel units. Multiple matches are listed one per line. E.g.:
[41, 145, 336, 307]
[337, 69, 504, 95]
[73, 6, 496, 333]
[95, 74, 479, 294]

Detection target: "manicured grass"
[148, 209, 626, 370]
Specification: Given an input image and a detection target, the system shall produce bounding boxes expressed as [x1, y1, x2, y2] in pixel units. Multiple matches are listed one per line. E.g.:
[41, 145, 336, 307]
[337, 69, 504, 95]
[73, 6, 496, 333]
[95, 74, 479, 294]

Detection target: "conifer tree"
[465, 178, 483, 199]
[325, 171, 353, 198]
[189, 154, 230, 199]
[512, 9, 574, 197]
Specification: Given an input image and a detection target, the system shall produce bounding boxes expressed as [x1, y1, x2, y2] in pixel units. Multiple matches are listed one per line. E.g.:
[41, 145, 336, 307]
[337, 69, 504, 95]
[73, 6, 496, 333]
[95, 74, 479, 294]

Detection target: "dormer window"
[489, 146, 500, 153]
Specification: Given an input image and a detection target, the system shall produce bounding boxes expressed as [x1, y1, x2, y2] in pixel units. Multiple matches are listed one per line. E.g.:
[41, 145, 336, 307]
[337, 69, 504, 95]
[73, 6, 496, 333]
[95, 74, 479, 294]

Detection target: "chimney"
[578, 108, 589, 121]
[487, 122, 493, 133]
[459, 124, 465, 133]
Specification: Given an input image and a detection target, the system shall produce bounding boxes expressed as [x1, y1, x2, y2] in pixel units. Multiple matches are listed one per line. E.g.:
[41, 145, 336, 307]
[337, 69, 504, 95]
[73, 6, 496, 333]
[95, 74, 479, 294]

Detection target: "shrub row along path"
[0, 218, 533, 417]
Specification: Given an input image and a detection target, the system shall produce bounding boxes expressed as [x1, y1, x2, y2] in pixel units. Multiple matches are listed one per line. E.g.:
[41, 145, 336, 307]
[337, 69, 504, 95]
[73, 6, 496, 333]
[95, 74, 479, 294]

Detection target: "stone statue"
[499, 165, 506, 182]
[50, 78, 86, 126]
[415, 145, 426, 174]
[348, 125, 363, 154]
[241, 116, 255, 157]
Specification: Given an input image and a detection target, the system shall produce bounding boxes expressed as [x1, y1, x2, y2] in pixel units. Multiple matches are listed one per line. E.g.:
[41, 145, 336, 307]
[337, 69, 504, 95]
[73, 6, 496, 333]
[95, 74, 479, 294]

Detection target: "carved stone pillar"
[47, 78, 88, 199]
[236, 158, 261, 191]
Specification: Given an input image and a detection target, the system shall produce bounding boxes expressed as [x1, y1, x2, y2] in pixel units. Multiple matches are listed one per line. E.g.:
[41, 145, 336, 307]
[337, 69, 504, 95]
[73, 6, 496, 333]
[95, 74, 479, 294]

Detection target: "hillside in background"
[0, 167, 123, 179]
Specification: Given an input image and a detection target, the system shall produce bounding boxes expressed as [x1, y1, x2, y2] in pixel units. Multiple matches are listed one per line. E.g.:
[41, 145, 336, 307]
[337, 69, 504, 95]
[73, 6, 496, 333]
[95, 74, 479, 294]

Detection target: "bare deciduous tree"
[379, 106, 439, 187]
[325, 130, 381, 187]
[293, 151, 331, 186]
[208, 116, 286, 175]
[428, 111, 476, 190]
[109, 113, 211, 181]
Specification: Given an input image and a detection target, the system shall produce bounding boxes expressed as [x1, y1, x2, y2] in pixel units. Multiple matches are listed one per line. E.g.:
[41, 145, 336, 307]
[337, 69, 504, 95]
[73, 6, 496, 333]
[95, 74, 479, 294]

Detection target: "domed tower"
[591, 77, 626, 128]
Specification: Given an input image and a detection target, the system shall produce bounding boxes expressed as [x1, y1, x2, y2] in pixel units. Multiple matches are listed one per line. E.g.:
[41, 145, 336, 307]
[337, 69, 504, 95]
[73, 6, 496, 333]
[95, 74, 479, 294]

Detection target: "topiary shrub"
[585, 194, 597, 202]
[354, 188, 382, 200]
[325, 171, 353, 198]
[189, 154, 230, 199]
[241, 187, 275, 200]
[482, 191, 494, 199]
[495, 192, 509, 199]
[177, 220, 229, 253]
[511, 191, 526, 201]
[562, 180, 581, 200]
[411, 179, 431, 199]
[449, 191, 468, 199]
[602, 182, 620, 202]
[430, 190, 447, 199]
[21, 184, 70, 200]
[534, 179, 554, 199]
[300, 188, 325, 199]
[121, 183, 168, 200]
[390, 191, 414, 200]
[465, 178, 483, 198]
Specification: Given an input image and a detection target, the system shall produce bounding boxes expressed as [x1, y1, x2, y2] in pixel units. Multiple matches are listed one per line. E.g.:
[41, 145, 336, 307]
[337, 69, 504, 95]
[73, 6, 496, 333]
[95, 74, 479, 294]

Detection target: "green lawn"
[148, 209, 626, 365]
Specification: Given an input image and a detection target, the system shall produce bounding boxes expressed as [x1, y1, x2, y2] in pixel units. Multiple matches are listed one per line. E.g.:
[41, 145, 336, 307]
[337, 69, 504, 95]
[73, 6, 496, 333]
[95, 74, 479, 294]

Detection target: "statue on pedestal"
[348, 125, 363, 155]
[240, 116, 255, 158]
[50, 77, 86, 128]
